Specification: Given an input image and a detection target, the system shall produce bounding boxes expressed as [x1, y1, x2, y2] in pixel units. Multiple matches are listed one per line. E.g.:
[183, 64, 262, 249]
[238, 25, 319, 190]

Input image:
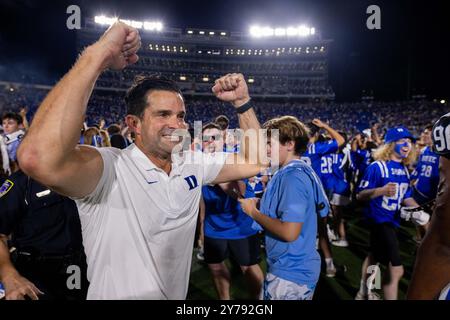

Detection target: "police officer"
[0, 170, 88, 300]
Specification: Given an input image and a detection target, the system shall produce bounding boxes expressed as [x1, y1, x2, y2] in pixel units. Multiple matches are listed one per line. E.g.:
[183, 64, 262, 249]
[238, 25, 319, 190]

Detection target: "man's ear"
[286, 140, 295, 152]
[125, 115, 141, 135]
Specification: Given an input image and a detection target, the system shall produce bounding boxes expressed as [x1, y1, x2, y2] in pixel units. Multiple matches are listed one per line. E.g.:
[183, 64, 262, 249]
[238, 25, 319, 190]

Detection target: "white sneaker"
[196, 247, 204, 261]
[367, 292, 382, 300]
[331, 239, 349, 247]
[326, 266, 337, 278]
[327, 225, 338, 241]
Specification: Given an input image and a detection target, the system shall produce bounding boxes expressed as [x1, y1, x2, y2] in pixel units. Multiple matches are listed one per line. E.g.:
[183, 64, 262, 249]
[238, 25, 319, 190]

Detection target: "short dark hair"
[263, 116, 310, 156]
[424, 124, 433, 131]
[214, 115, 229, 130]
[2, 112, 22, 125]
[107, 124, 121, 135]
[125, 74, 183, 118]
[202, 122, 222, 133]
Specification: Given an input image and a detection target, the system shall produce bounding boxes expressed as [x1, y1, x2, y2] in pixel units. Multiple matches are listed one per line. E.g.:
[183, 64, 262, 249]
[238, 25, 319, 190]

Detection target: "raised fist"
[95, 21, 142, 70]
[212, 73, 250, 108]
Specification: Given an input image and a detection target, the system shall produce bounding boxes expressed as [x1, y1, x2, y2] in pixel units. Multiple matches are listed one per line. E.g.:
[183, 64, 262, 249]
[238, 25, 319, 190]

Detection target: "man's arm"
[356, 182, 396, 201]
[0, 234, 43, 300]
[17, 22, 141, 198]
[408, 157, 450, 299]
[211, 74, 269, 184]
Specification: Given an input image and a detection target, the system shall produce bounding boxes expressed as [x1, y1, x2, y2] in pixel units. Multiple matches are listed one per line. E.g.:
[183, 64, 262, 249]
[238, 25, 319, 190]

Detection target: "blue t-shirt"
[328, 151, 352, 196]
[302, 140, 339, 178]
[260, 159, 330, 286]
[351, 149, 372, 177]
[357, 160, 413, 227]
[411, 146, 440, 202]
[202, 184, 257, 239]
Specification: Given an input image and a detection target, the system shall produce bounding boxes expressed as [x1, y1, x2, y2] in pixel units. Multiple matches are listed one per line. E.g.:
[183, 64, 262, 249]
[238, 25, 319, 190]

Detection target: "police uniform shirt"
[74, 144, 226, 300]
[0, 171, 83, 255]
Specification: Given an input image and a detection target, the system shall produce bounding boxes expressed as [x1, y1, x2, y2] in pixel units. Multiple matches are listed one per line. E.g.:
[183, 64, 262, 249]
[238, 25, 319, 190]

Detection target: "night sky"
[0, 0, 448, 101]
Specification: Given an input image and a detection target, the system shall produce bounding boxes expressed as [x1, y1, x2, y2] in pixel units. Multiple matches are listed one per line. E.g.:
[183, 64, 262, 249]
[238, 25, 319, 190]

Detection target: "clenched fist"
[212, 73, 250, 108]
[93, 21, 142, 70]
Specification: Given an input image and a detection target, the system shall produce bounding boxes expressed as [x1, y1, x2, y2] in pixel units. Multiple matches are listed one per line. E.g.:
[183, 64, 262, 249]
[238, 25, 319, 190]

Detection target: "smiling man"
[17, 22, 268, 299]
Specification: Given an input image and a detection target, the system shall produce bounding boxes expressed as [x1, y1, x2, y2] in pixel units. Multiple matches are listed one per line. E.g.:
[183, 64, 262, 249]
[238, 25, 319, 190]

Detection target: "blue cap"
[384, 126, 415, 144]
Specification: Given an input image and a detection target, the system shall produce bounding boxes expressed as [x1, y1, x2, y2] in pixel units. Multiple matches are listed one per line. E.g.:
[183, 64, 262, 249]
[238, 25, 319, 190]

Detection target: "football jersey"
[357, 160, 413, 227]
[302, 140, 339, 177]
[411, 146, 440, 202]
[432, 112, 450, 158]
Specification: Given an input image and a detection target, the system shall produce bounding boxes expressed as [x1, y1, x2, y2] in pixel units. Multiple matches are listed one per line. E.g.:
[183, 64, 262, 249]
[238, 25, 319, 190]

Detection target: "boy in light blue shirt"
[240, 116, 329, 300]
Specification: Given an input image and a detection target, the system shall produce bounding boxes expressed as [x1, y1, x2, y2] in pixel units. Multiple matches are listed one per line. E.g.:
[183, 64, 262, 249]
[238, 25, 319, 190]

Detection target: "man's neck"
[136, 141, 172, 175]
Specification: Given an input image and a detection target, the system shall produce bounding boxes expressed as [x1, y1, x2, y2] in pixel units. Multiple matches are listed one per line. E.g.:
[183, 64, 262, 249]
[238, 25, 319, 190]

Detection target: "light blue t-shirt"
[260, 159, 329, 286]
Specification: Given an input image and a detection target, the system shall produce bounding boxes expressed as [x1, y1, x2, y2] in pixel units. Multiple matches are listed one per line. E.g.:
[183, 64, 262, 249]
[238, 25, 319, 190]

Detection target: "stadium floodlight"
[94, 15, 118, 25]
[144, 21, 163, 31]
[248, 78, 255, 83]
[202, 77, 209, 82]
[262, 27, 274, 37]
[199, 31, 205, 35]
[250, 26, 263, 38]
[286, 27, 298, 36]
[250, 24, 315, 37]
[187, 30, 193, 34]
[94, 15, 163, 31]
[274, 28, 286, 36]
[179, 76, 187, 81]
[220, 32, 226, 36]
[441, 99, 446, 104]
[298, 25, 311, 36]
[209, 31, 215, 35]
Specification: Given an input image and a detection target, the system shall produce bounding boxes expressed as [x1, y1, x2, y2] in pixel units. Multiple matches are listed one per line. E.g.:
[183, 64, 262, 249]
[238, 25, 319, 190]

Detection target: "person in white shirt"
[17, 22, 269, 299]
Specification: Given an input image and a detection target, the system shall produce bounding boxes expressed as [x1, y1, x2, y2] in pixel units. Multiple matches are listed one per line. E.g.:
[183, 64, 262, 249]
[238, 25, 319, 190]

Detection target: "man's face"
[393, 138, 412, 159]
[132, 90, 187, 157]
[202, 128, 224, 153]
[420, 128, 432, 146]
[2, 118, 20, 135]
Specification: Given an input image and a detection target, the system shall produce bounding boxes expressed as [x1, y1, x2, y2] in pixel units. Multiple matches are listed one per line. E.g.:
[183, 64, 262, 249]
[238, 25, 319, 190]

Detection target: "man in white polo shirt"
[17, 22, 268, 299]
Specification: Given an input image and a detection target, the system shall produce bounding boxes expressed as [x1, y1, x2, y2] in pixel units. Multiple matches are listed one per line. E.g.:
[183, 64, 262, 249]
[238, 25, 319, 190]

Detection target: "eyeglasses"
[202, 135, 222, 142]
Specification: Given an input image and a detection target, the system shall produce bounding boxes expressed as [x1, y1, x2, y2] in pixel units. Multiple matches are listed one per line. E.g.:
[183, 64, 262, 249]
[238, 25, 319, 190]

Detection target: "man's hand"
[238, 198, 260, 218]
[380, 182, 397, 197]
[2, 273, 43, 300]
[212, 73, 250, 107]
[93, 21, 142, 71]
[19, 108, 27, 118]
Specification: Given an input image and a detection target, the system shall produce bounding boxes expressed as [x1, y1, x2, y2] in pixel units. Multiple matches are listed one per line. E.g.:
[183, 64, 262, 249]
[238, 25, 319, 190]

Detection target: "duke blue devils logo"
[184, 175, 198, 190]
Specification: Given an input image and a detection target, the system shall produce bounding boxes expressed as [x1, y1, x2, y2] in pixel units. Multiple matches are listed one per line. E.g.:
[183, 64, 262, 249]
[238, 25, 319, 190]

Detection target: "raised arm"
[211, 73, 269, 184]
[17, 22, 141, 198]
[312, 118, 345, 147]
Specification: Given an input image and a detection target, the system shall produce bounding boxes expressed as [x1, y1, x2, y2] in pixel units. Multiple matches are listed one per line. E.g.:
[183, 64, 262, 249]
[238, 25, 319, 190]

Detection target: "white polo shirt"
[74, 144, 225, 299]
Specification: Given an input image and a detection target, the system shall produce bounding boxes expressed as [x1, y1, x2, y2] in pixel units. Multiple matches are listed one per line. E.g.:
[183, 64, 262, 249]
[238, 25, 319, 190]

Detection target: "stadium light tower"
[249, 24, 315, 38]
[94, 15, 163, 32]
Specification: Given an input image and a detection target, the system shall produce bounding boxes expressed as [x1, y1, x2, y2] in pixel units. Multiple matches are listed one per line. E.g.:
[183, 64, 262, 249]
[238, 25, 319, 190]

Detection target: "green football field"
[187, 207, 419, 300]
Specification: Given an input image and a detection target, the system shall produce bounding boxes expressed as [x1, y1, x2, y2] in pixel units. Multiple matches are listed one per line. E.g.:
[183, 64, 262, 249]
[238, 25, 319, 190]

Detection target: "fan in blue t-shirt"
[199, 122, 263, 300]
